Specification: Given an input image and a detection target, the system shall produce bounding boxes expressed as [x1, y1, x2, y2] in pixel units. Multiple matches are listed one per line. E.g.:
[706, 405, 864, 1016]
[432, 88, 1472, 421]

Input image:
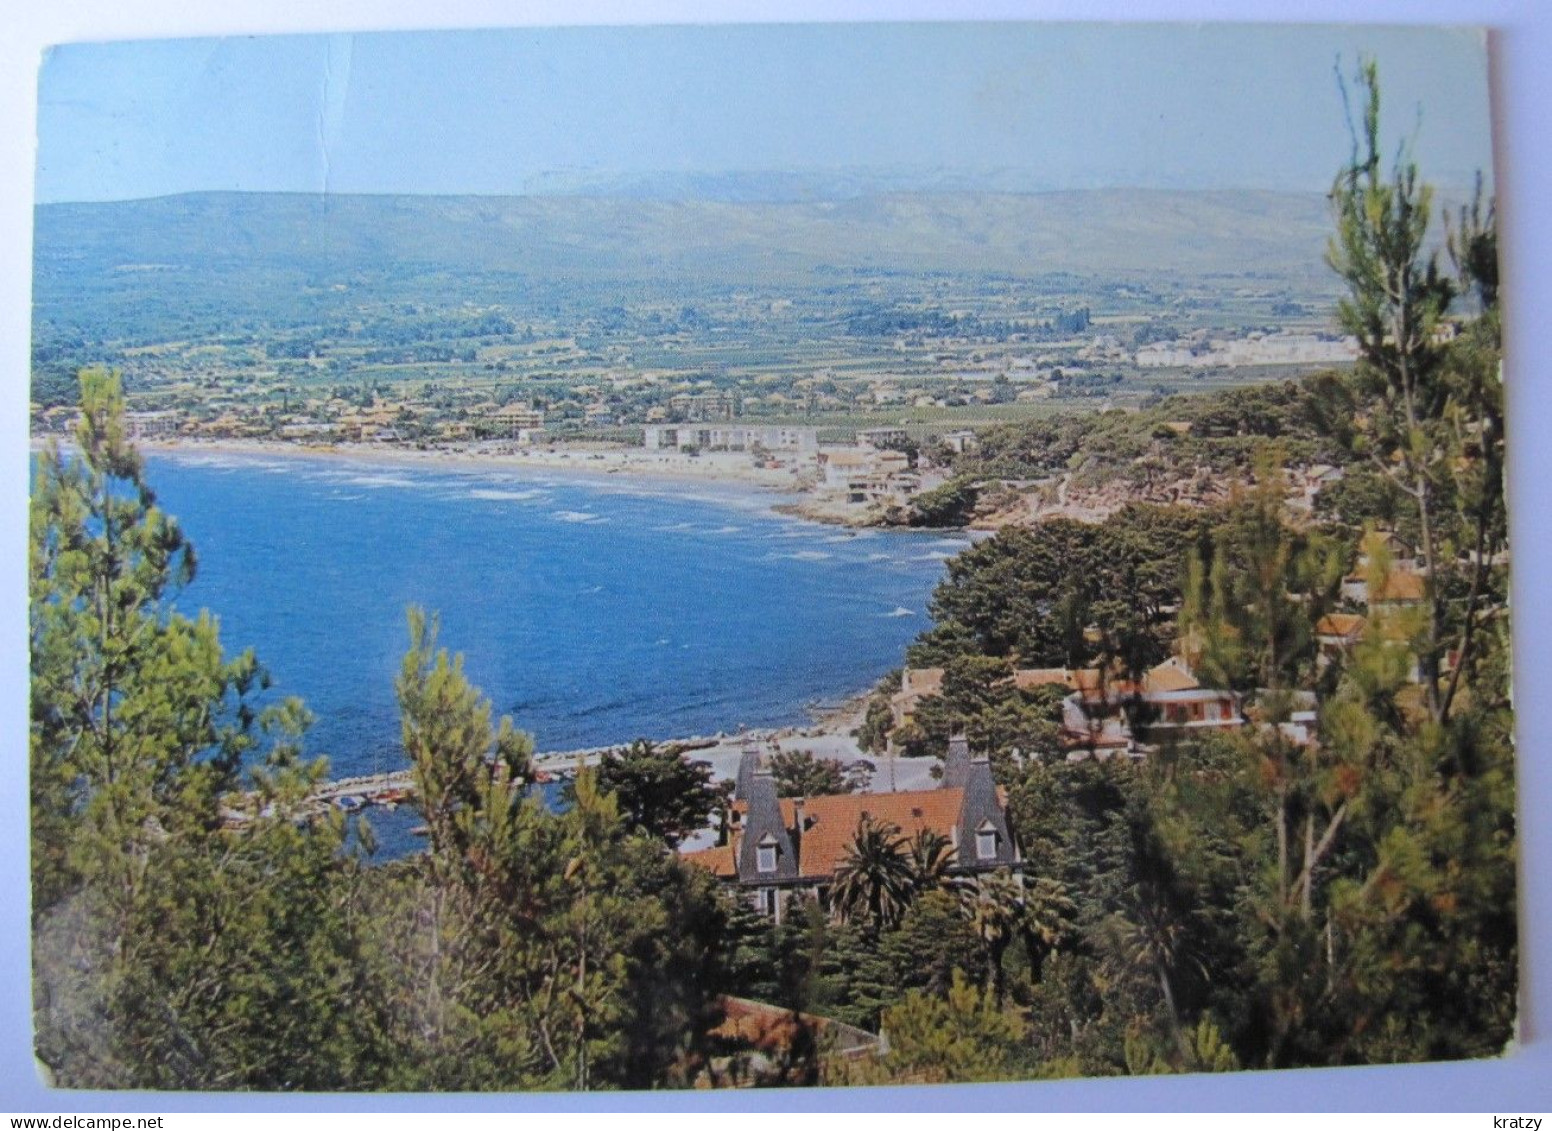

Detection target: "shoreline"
[298, 686, 937, 837]
[46, 433, 934, 810]
[136, 436, 807, 497]
[35, 433, 971, 534]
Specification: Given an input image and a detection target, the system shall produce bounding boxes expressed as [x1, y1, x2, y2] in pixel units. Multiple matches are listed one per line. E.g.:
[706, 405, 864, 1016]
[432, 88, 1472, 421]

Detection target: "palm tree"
[1019, 876, 1078, 981]
[829, 816, 916, 931]
[1109, 878, 1206, 1062]
[907, 828, 958, 894]
[959, 869, 1024, 1005]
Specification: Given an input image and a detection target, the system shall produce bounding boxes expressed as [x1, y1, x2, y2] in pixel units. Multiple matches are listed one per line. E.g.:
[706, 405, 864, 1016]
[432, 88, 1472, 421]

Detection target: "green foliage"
[961, 378, 1346, 486]
[854, 670, 901, 755]
[31, 368, 396, 1090]
[768, 748, 870, 798]
[98, 805, 402, 1090]
[959, 870, 1027, 1006]
[877, 971, 1030, 1084]
[1181, 449, 1346, 693]
[396, 607, 535, 875]
[30, 369, 246, 914]
[829, 817, 918, 931]
[1124, 1015, 1240, 1075]
[1325, 58, 1505, 725]
[392, 618, 731, 1089]
[32, 378, 737, 1091]
[722, 896, 825, 1013]
[30, 363, 82, 408]
[1314, 462, 1410, 537]
[924, 505, 1209, 668]
[882, 889, 986, 999]
[589, 739, 725, 845]
[905, 476, 980, 528]
[809, 921, 900, 1032]
[28, 61, 1514, 1090]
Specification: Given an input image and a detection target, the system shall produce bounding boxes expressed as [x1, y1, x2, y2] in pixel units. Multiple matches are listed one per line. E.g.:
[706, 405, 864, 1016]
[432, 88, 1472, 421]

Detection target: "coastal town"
[31, 342, 1371, 532]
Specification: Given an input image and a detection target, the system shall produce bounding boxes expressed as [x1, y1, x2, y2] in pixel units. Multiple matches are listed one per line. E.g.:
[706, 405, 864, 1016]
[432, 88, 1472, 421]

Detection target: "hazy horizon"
[35, 22, 1493, 205]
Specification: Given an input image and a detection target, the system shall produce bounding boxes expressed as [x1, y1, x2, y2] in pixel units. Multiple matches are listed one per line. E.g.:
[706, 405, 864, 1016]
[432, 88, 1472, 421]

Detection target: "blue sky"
[36, 22, 1494, 203]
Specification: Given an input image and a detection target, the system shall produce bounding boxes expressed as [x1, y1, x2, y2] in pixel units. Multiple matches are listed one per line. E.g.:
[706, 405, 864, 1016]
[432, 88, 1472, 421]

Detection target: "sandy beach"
[137, 435, 810, 495]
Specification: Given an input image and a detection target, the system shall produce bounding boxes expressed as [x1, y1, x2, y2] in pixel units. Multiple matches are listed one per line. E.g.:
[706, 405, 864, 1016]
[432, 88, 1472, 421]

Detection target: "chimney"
[942, 731, 972, 789]
[733, 737, 763, 803]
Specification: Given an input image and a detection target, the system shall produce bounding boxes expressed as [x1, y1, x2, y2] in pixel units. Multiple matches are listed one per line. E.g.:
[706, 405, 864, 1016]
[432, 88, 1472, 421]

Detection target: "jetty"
[223, 733, 732, 826]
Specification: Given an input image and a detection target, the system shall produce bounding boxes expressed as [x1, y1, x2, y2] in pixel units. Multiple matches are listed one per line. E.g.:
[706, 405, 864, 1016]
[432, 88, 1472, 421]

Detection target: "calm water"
[144, 452, 962, 789]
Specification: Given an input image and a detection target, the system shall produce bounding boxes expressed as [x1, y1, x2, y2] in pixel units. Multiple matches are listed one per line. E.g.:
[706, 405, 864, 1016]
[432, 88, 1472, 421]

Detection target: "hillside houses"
[1134, 331, 1358, 369]
[124, 410, 182, 440]
[1339, 532, 1425, 607]
[892, 657, 1245, 760]
[1316, 612, 1367, 665]
[816, 445, 938, 508]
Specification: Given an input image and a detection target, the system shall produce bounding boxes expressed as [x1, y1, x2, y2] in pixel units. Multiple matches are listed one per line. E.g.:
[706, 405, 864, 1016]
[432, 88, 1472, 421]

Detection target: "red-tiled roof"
[1372, 571, 1426, 602]
[1141, 660, 1199, 694]
[1069, 668, 1108, 695]
[712, 996, 880, 1056]
[1012, 668, 1076, 690]
[1071, 668, 1141, 701]
[682, 842, 737, 878]
[899, 668, 944, 697]
[1316, 612, 1367, 639]
[780, 788, 966, 881]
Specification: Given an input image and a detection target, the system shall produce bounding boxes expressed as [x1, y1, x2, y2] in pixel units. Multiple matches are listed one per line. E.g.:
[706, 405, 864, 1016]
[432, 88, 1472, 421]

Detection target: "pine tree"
[31, 368, 391, 1089]
[30, 368, 262, 921]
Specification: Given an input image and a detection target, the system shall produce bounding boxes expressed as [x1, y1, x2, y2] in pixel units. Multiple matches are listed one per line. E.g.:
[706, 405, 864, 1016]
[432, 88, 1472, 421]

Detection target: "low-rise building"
[644, 424, 817, 454]
[1316, 612, 1367, 664]
[819, 449, 872, 488]
[857, 427, 910, 450]
[124, 410, 182, 440]
[1059, 658, 1242, 758]
[490, 403, 545, 436]
[684, 737, 1020, 923]
[890, 666, 945, 730]
[668, 391, 736, 422]
[940, 430, 980, 455]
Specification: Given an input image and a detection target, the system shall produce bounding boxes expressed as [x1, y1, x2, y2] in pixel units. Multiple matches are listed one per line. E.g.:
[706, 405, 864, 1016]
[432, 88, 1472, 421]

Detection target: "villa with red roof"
[683, 735, 1020, 923]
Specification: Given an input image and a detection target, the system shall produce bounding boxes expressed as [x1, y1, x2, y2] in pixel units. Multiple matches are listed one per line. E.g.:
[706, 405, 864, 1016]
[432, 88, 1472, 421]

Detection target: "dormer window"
[756, 834, 779, 874]
[976, 820, 998, 861]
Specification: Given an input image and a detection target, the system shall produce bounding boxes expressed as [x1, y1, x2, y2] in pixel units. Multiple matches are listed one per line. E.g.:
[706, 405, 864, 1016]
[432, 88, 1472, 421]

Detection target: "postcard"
[24, 20, 1517, 1097]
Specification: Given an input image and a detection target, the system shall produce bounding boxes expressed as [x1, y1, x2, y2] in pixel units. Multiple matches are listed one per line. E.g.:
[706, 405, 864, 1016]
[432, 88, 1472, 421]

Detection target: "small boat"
[334, 795, 366, 812]
[410, 824, 430, 837]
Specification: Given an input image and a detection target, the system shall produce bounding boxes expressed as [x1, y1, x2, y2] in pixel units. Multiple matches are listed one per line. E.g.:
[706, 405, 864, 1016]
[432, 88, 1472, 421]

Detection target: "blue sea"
[141, 451, 962, 848]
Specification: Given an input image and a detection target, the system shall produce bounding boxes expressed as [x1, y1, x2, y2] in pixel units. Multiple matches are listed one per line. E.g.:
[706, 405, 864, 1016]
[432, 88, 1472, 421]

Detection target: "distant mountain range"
[31, 188, 1351, 347]
[35, 187, 1338, 285]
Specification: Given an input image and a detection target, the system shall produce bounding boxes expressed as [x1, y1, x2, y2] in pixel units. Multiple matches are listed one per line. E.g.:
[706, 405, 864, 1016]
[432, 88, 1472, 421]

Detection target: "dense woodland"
[30, 67, 1514, 1089]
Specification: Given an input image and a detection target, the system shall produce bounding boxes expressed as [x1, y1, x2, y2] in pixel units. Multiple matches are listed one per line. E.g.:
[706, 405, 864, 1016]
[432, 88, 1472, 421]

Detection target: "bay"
[144, 450, 960, 794]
